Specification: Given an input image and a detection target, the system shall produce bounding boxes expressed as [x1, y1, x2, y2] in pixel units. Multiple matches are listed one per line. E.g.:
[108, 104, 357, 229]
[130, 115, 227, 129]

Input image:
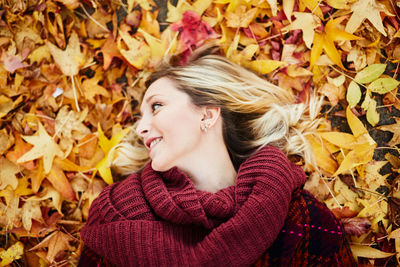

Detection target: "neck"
[178, 142, 237, 193]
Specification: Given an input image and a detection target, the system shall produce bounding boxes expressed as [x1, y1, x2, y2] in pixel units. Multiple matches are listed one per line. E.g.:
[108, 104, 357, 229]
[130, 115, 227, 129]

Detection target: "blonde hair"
[112, 45, 323, 175]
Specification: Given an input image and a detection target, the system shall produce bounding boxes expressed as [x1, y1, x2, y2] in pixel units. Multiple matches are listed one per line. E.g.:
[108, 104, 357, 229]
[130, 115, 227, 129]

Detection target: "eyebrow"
[139, 94, 161, 115]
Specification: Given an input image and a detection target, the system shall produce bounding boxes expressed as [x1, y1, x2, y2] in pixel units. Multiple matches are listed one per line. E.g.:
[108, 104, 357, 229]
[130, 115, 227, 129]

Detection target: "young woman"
[79, 46, 356, 266]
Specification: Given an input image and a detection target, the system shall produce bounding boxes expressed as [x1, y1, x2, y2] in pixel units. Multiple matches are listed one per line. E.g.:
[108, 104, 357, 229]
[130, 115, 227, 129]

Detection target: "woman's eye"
[151, 103, 162, 112]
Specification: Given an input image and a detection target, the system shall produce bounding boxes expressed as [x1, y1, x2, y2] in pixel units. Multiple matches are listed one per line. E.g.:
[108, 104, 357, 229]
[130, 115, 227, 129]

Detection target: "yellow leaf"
[27, 45, 52, 65]
[346, 106, 368, 138]
[138, 28, 165, 62]
[389, 228, 400, 239]
[0, 242, 24, 267]
[246, 59, 286, 74]
[47, 31, 84, 76]
[310, 17, 360, 69]
[283, 12, 319, 48]
[226, 6, 258, 28]
[0, 157, 19, 190]
[192, 0, 213, 16]
[47, 165, 76, 201]
[118, 30, 151, 69]
[17, 122, 64, 174]
[319, 132, 358, 150]
[80, 69, 110, 103]
[266, 0, 278, 16]
[166, 0, 192, 23]
[366, 98, 380, 126]
[283, 0, 295, 22]
[28, 184, 63, 214]
[351, 244, 394, 259]
[94, 124, 130, 184]
[54, 158, 91, 172]
[0, 95, 13, 118]
[345, 0, 390, 36]
[299, 0, 323, 19]
[333, 143, 375, 176]
[306, 135, 338, 174]
[346, 81, 362, 108]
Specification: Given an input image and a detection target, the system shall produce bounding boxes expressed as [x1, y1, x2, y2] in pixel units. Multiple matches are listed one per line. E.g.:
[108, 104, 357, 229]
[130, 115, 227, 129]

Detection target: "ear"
[201, 106, 221, 128]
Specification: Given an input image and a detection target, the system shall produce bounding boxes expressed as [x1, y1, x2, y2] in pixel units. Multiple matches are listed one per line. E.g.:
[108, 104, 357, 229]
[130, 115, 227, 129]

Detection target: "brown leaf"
[377, 117, 400, 147]
[341, 217, 371, 236]
[29, 230, 73, 263]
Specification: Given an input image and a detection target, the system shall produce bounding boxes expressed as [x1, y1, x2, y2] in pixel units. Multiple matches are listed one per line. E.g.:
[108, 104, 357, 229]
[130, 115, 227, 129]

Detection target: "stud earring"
[201, 120, 212, 132]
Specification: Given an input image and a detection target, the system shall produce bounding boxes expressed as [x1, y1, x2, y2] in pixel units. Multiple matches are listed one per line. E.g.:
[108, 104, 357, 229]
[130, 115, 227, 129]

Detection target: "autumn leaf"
[47, 31, 84, 76]
[47, 31, 84, 111]
[17, 122, 64, 174]
[94, 124, 130, 184]
[351, 244, 395, 259]
[80, 69, 110, 104]
[98, 33, 122, 70]
[0, 157, 19, 190]
[310, 16, 361, 69]
[118, 29, 151, 69]
[171, 11, 217, 53]
[354, 64, 387, 84]
[345, 0, 391, 37]
[29, 230, 73, 263]
[0, 242, 24, 267]
[0, 52, 29, 73]
[377, 117, 400, 146]
[283, 12, 320, 48]
[22, 200, 43, 231]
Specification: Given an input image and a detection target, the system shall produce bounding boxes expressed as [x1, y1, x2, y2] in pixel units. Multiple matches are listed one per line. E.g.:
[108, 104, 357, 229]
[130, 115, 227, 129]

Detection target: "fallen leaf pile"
[0, 0, 400, 265]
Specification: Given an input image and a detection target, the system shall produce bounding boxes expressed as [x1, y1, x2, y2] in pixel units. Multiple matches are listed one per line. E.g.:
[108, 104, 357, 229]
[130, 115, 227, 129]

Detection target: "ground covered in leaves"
[1, 0, 400, 266]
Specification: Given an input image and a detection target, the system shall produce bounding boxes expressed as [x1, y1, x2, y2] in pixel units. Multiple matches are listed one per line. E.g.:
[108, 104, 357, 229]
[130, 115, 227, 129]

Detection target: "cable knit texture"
[80, 145, 306, 266]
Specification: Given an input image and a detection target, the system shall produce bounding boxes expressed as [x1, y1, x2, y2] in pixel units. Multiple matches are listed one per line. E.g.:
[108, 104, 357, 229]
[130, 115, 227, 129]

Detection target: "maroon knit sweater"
[80, 145, 306, 266]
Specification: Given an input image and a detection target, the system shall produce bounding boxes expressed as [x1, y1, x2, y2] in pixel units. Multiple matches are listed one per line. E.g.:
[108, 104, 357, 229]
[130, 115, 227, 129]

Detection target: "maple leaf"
[0, 52, 29, 73]
[80, 70, 110, 104]
[47, 31, 84, 111]
[171, 11, 217, 53]
[118, 29, 151, 69]
[28, 183, 64, 214]
[94, 124, 130, 184]
[98, 33, 122, 70]
[377, 117, 400, 146]
[225, 6, 258, 28]
[29, 230, 73, 264]
[310, 16, 361, 69]
[47, 31, 84, 76]
[0, 187, 21, 228]
[17, 122, 64, 174]
[283, 12, 320, 49]
[345, 0, 390, 37]
[0, 157, 19, 190]
[21, 200, 43, 231]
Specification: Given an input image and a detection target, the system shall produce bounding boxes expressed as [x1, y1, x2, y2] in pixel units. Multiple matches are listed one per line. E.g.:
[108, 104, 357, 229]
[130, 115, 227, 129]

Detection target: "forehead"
[140, 77, 191, 111]
[143, 77, 178, 99]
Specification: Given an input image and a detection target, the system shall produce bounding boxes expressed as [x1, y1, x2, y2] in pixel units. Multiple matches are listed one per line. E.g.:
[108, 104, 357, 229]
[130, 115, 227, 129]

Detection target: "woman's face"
[136, 77, 205, 171]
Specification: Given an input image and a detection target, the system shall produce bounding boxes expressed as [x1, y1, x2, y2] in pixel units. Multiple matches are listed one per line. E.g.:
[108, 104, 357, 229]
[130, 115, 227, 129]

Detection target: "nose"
[135, 117, 149, 138]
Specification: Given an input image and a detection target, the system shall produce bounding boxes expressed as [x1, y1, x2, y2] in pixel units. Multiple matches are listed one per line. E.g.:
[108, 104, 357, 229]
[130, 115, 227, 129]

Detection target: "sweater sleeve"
[81, 146, 306, 266]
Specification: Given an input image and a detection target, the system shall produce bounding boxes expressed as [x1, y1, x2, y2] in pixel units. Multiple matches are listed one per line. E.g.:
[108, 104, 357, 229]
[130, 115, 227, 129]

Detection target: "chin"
[151, 161, 171, 172]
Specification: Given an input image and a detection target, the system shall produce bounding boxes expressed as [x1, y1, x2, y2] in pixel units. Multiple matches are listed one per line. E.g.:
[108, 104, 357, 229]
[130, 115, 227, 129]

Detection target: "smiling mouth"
[149, 137, 162, 150]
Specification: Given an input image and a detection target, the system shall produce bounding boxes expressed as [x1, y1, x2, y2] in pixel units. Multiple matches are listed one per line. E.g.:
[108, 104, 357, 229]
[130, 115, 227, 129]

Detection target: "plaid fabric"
[253, 189, 357, 267]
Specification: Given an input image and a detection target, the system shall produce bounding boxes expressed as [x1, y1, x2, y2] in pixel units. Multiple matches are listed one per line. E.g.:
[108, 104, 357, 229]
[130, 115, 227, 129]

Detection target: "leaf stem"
[70, 75, 80, 112]
[80, 3, 110, 33]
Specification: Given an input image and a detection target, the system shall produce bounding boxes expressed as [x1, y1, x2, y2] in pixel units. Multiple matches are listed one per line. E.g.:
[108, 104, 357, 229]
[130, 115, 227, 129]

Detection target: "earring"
[201, 120, 212, 132]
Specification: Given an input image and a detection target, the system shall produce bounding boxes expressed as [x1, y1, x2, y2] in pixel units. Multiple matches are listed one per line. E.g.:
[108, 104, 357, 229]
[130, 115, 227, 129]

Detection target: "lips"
[145, 137, 162, 149]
